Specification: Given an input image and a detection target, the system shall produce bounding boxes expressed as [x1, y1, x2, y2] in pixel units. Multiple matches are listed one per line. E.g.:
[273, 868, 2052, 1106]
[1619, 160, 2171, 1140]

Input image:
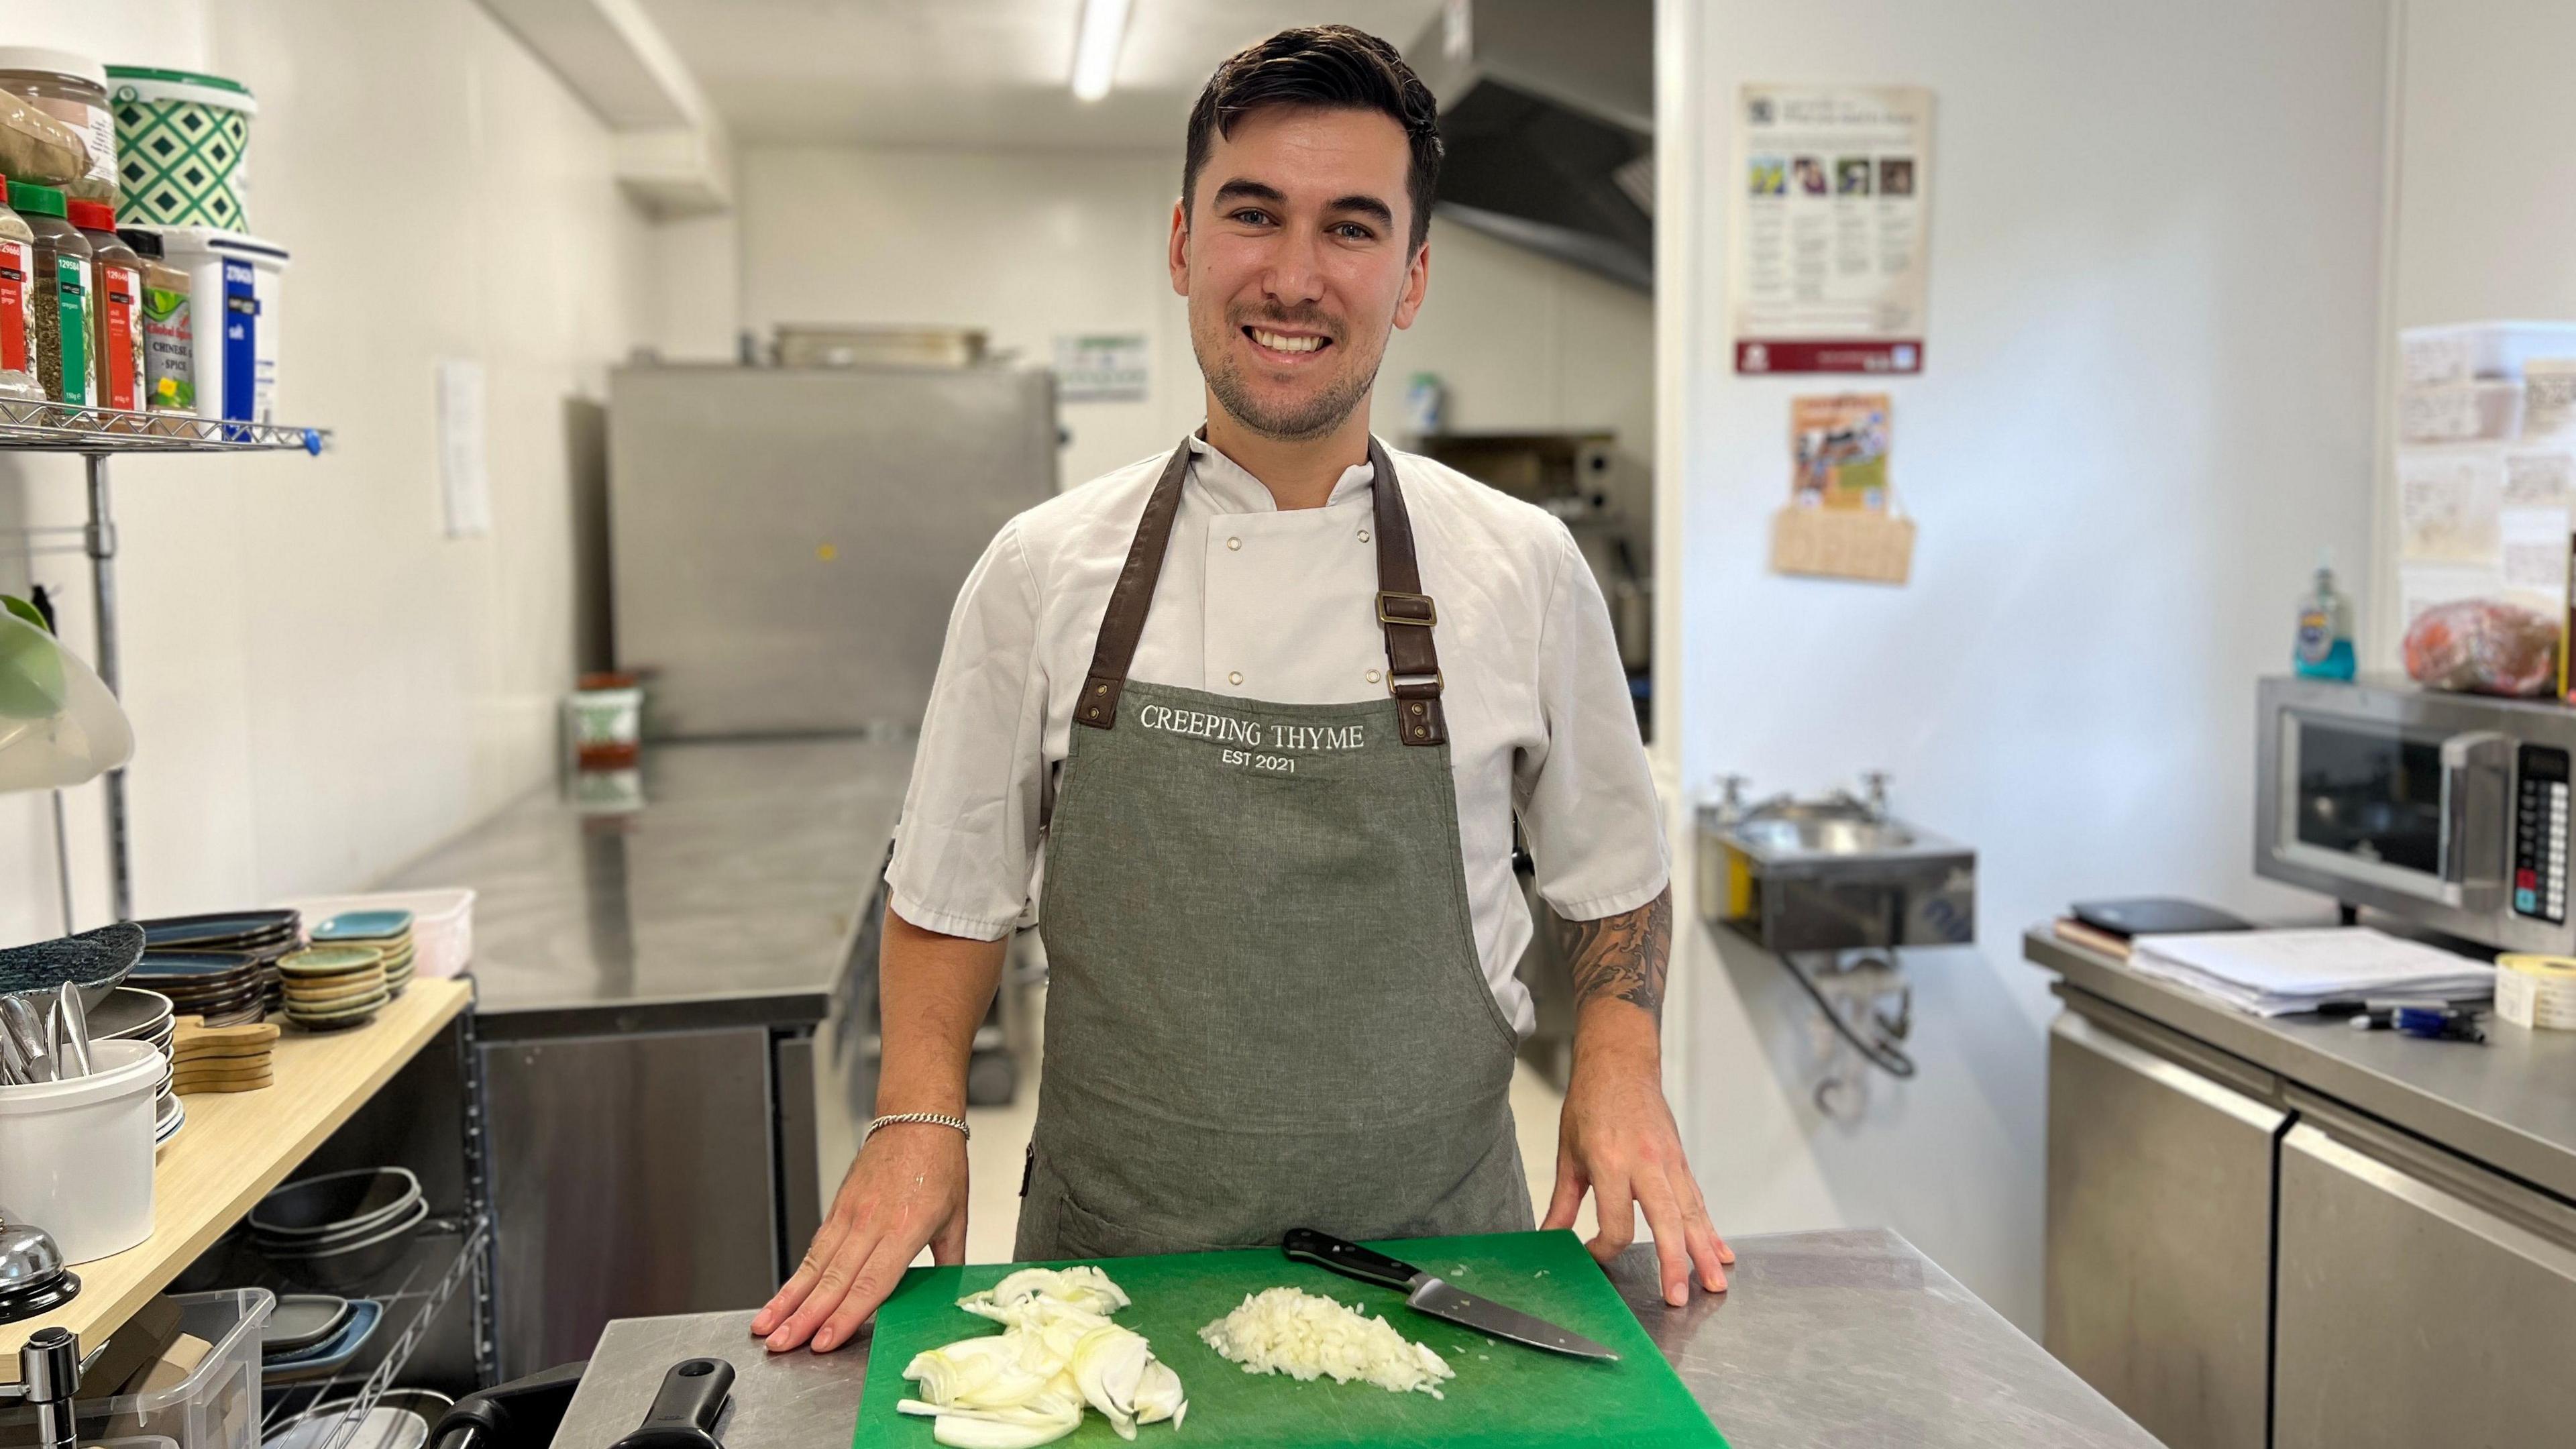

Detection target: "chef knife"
[1283, 1228, 1619, 1361]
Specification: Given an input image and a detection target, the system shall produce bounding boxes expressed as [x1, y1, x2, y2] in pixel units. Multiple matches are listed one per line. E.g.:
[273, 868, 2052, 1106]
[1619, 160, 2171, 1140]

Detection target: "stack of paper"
[2127, 928, 2495, 1016]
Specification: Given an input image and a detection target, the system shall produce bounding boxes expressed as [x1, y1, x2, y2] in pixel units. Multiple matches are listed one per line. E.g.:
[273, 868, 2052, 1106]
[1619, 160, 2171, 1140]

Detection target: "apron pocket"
[1016, 1152, 1237, 1260]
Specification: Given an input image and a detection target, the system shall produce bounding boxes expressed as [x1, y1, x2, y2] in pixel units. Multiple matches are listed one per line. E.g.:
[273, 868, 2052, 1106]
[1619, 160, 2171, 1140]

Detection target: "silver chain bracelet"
[865, 1111, 971, 1145]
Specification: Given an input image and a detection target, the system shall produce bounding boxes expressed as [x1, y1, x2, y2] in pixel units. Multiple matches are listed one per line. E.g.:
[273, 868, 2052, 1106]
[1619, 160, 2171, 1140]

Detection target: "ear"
[1168, 197, 1191, 299]
[1391, 237, 1431, 331]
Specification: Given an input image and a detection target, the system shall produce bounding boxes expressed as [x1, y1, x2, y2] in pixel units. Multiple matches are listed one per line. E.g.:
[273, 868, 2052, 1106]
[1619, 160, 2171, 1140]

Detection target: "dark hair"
[1183, 25, 1443, 254]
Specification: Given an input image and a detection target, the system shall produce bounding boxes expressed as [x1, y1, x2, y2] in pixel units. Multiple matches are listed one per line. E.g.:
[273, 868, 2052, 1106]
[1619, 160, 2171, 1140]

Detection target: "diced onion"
[1198, 1287, 1456, 1399]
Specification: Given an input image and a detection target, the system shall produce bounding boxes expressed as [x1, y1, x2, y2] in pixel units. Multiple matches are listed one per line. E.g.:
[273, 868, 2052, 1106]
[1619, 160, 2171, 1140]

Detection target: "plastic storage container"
[286, 888, 476, 980]
[0, 1289, 273, 1449]
[70, 197, 144, 414]
[142, 225, 285, 425]
[0, 1038, 159, 1263]
[0, 48, 114, 203]
[0, 184, 40, 400]
[105, 67, 255, 230]
[2399, 378, 2526, 443]
[11, 180, 91, 404]
[2402, 321, 2576, 388]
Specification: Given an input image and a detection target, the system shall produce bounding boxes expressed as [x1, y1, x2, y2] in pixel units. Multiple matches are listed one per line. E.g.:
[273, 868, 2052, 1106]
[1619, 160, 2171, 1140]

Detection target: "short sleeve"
[1515, 524, 1670, 920]
[885, 520, 1049, 941]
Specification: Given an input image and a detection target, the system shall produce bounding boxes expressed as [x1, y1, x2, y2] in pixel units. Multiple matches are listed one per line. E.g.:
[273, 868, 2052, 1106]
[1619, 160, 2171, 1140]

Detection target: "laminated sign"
[1731, 84, 1933, 375]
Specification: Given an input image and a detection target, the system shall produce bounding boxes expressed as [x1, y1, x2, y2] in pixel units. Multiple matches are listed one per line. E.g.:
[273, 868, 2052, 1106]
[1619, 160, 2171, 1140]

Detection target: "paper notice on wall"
[2399, 562, 2510, 627]
[2524, 359, 2576, 436]
[1053, 333, 1149, 402]
[1788, 394, 1891, 510]
[1730, 84, 1933, 375]
[2504, 448, 2573, 508]
[2501, 508, 2570, 598]
[2398, 447, 2504, 562]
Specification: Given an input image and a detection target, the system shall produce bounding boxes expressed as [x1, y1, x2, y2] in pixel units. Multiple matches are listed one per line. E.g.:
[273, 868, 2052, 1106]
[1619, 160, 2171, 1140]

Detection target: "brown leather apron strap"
[1367, 436, 1446, 747]
[1075, 440, 1193, 731]
[1076, 433, 1447, 747]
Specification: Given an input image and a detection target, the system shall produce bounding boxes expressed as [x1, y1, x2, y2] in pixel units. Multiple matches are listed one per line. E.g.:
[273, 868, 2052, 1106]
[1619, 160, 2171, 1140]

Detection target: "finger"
[1540, 1148, 1588, 1233]
[1633, 1174, 1693, 1307]
[769, 1228, 877, 1352]
[1684, 1216, 1729, 1294]
[1678, 1174, 1735, 1266]
[752, 1219, 847, 1336]
[814, 1233, 917, 1353]
[1585, 1167, 1635, 1264]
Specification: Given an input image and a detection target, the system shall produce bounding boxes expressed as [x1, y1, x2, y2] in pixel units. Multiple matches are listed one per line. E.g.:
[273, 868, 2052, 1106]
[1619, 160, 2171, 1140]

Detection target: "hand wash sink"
[1696, 778, 1976, 954]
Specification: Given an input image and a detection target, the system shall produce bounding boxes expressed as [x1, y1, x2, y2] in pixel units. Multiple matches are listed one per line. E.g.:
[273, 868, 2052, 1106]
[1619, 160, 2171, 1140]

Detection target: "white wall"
[0, 0, 649, 939]
[712, 144, 1653, 488]
[1660, 0, 2390, 1328]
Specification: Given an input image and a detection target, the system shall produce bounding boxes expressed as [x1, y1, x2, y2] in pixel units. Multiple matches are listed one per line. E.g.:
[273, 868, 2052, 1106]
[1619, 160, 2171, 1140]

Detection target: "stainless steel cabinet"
[2275, 1112, 2576, 1449]
[2045, 1010, 2284, 1449]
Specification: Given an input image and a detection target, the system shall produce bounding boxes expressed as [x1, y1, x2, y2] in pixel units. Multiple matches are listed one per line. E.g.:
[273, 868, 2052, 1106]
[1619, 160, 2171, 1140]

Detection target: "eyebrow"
[1210, 178, 1397, 231]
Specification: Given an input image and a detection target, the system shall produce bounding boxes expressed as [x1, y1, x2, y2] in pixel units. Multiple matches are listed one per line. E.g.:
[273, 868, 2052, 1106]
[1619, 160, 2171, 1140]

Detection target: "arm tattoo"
[1556, 887, 1672, 1022]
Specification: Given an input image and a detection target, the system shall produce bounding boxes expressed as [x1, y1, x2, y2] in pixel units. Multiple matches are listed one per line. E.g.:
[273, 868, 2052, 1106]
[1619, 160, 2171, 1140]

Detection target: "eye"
[1332, 222, 1376, 241]
[1229, 207, 1275, 227]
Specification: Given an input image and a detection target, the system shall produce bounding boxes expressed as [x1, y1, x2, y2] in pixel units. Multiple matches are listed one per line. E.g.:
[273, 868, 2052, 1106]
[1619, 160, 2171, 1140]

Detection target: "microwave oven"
[2256, 676, 2576, 952]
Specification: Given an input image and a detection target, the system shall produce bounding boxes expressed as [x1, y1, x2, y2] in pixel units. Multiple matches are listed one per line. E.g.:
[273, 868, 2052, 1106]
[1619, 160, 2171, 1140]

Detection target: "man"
[754, 25, 1728, 1356]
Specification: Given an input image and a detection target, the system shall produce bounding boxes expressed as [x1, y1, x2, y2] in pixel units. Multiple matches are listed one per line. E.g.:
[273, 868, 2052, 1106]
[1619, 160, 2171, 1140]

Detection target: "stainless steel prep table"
[546, 1228, 2161, 1449]
[384, 737, 916, 1378]
[2028, 926, 2576, 1449]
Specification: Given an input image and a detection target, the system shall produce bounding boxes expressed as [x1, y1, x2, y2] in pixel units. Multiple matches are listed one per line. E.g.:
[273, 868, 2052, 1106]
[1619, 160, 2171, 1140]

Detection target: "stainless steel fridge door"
[608, 364, 1059, 737]
[2275, 1109, 2576, 1449]
[2044, 1008, 2284, 1449]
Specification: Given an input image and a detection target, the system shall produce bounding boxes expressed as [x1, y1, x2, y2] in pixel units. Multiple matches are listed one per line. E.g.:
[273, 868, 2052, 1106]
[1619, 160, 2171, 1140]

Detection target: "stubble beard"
[1195, 308, 1381, 443]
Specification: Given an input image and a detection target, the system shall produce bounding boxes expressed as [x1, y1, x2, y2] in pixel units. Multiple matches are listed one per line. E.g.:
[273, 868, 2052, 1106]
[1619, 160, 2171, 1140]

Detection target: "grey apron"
[1015, 435, 1532, 1260]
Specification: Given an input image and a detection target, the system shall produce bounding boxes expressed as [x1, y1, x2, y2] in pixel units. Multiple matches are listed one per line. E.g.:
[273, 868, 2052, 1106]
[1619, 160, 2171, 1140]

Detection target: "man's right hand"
[751, 1120, 969, 1352]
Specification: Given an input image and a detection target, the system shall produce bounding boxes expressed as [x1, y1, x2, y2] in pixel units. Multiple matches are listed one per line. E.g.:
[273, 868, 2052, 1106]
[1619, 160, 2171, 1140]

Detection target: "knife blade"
[1281, 1227, 1619, 1361]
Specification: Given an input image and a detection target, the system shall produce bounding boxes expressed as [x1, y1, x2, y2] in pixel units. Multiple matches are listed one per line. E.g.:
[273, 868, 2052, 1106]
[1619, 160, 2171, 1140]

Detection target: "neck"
[1201, 396, 1373, 511]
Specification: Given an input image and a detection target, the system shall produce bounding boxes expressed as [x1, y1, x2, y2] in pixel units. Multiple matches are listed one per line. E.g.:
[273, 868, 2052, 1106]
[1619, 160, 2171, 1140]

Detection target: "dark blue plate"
[0, 922, 145, 1008]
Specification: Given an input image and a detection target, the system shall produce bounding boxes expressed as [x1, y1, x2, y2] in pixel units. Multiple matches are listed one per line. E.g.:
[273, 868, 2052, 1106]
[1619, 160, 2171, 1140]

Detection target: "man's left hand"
[1542, 1021, 1733, 1305]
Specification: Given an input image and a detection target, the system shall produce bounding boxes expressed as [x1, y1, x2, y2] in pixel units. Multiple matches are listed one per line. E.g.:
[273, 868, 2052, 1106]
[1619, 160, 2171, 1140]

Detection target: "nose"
[1260, 227, 1326, 311]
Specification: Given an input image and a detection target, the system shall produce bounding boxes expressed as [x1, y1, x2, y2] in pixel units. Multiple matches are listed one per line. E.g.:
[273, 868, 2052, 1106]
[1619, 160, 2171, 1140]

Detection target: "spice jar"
[8, 181, 90, 405]
[0, 176, 41, 402]
[0, 50, 112, 205]
[68, 200, 142, 418]
[119, 228, 192, 429]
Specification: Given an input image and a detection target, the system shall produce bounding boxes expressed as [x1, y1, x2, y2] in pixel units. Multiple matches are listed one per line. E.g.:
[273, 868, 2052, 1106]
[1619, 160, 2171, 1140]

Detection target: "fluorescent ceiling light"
[1070, 0, 1133, 101]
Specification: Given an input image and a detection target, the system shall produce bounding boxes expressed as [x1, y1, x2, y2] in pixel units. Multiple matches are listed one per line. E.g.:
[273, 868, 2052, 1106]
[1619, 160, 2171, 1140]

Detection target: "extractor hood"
[1405, 0, 1654, 290]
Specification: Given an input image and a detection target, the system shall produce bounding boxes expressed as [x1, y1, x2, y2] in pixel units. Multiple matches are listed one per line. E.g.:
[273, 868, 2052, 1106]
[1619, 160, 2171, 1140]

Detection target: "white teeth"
[1251, 329, 1323, 354]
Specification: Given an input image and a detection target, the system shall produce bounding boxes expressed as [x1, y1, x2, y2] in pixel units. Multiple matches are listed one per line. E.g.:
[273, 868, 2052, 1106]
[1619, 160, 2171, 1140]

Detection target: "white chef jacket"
[885, 433, 1668, 1035]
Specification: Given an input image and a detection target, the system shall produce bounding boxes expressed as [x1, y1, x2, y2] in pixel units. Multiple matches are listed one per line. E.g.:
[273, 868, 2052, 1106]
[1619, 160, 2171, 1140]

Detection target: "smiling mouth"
[1244, 325, 1332, 358]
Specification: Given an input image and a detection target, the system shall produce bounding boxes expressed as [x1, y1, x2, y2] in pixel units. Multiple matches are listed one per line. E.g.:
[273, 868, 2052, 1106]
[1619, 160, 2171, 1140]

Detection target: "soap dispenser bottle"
[2294, 551, 2357, 680]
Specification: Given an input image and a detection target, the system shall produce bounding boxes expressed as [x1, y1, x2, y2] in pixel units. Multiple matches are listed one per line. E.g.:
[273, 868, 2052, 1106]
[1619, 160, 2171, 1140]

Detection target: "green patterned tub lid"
[110, 65, 252, 229]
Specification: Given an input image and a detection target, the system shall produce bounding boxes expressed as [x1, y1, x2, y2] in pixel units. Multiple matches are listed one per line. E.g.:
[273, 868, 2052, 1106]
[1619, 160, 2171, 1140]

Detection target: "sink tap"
[1861, 771, 1890, 822]
[19, 1326, 80, 1449]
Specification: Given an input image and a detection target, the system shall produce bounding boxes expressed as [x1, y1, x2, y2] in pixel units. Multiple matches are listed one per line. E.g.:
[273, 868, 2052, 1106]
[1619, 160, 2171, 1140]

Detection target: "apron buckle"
[1377, 590, 1438, 627]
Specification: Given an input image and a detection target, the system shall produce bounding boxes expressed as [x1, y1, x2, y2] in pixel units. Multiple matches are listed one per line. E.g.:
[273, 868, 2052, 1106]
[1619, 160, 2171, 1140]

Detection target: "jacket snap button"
[1358, 529, 1371, 543]
[1366, 669, 1381, 683]
[1227, 537, 1242, 550]
[1228, 671, 1243, 686]
[1094, 684, 1107, 695]
[1415, 727, 1429, 739]
[1410, 703, 1424, 716]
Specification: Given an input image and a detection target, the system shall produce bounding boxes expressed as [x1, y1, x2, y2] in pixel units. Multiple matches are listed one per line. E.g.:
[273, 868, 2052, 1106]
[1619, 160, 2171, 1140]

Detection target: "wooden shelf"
[0, 977, 470, 1381]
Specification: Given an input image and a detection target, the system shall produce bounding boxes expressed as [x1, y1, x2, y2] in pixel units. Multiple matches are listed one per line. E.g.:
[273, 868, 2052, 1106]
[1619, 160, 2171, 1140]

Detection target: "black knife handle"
[1283, 1228, 1421, 1291]
[640, 1358, 734, 1436]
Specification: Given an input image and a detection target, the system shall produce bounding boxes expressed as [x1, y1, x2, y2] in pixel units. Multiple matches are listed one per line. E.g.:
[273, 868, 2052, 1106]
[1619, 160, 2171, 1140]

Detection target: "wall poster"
[1731, 84, 1933, 375]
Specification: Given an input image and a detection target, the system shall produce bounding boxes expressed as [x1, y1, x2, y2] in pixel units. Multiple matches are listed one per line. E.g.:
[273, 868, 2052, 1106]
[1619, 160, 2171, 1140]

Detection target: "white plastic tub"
[0, 1037, 159, 1262]
[0, 1289, 272, 1449]
[130, 225, 288, 425]
[284, 888, 475, 979]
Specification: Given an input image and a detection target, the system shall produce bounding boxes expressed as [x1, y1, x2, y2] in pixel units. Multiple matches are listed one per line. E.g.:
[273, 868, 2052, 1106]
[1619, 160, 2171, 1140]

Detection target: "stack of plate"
[140, 910, 301, 1014]
[252, 1167, 427, 1290]
[311, 910, 415, 998]
[129, 949, 266, 1027]
[276, 947, 387, 1031]
[87, 985, 178, 1142]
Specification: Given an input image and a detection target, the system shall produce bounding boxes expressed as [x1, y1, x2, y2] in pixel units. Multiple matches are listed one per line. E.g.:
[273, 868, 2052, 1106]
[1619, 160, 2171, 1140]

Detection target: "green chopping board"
[851, 1229, 1727, 1449]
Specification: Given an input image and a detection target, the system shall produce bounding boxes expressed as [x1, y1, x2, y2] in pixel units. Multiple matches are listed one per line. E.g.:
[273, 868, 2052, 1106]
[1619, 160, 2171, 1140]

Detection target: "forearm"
[874, 907, 1008, 1118]
[1556, 886, 1673, 1067]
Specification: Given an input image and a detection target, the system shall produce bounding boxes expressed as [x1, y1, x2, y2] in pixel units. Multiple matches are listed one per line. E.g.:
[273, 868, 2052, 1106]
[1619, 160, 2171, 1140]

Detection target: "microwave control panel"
[2514, 743, 2571, 923]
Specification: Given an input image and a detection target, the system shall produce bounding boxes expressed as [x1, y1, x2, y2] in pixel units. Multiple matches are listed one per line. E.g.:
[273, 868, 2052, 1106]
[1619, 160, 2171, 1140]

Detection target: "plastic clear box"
[0, 1289, 273, 1449]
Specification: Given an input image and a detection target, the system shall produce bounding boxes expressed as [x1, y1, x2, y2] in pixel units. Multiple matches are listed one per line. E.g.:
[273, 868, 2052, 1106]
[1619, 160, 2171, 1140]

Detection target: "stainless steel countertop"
[382, 737, 914, 1038]
[2026, 926, 2576, 1203]
[548, 1228, 2159, 1449]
